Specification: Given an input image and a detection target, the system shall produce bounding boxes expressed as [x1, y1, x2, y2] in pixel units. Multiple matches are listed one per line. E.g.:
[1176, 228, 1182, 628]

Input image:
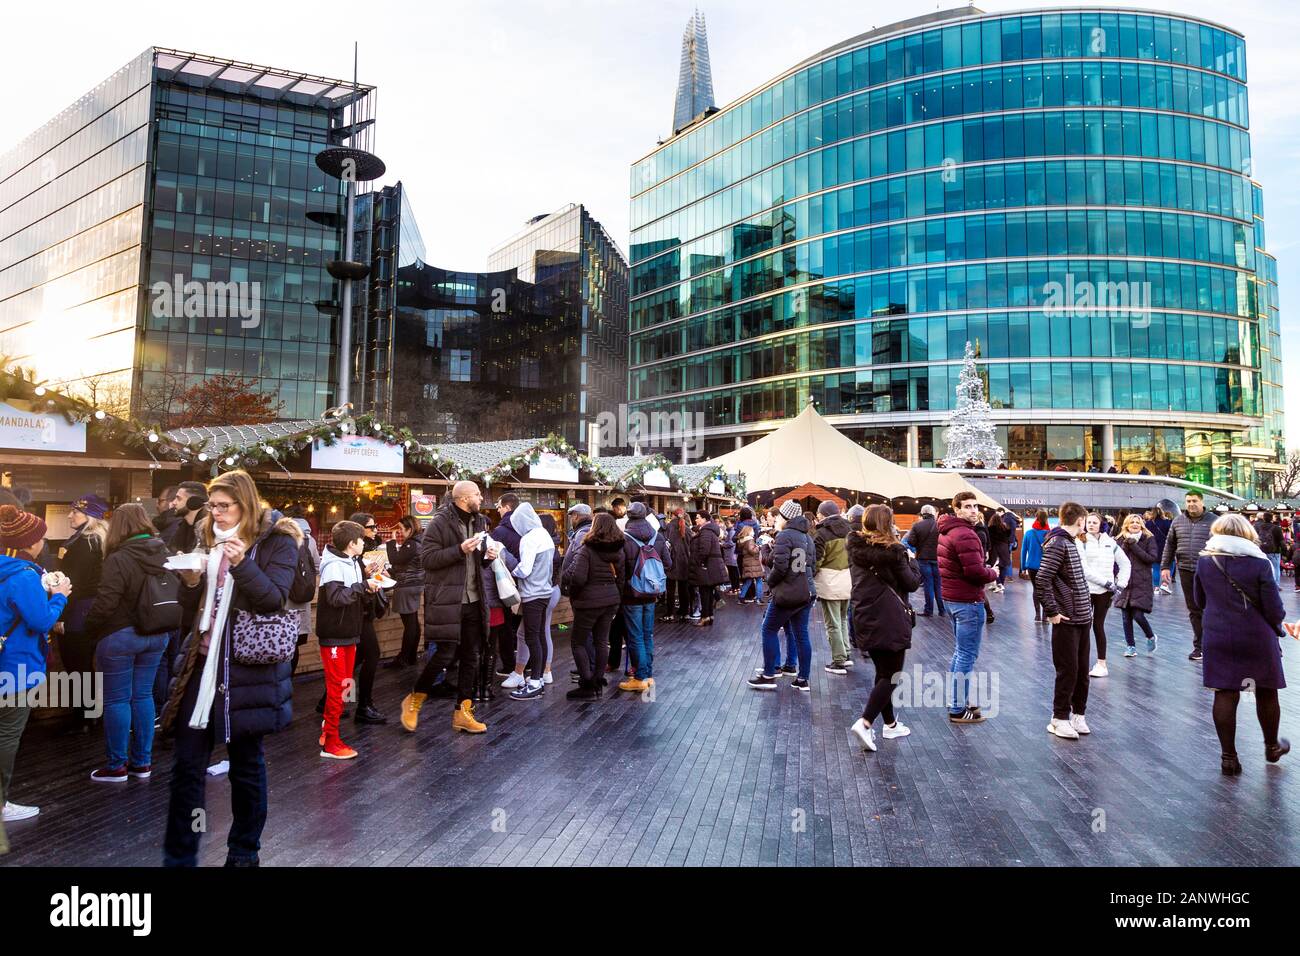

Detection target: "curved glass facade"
[628, 7, 1282, 494]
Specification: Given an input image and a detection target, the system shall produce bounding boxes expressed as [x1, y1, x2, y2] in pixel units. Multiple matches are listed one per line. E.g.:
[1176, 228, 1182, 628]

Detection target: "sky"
[3, 0, 1299, 432]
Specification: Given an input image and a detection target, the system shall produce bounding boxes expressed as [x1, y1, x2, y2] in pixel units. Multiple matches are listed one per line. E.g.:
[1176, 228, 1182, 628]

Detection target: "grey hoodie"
[511, 502, 556, 602]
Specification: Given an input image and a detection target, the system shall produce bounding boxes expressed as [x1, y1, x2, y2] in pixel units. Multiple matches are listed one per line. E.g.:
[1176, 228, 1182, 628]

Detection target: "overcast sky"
[4, 0, 1299, 434]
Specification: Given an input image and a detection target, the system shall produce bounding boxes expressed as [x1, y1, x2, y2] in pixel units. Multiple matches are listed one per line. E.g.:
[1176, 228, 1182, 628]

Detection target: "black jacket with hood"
[83, 534, 174, 641]
[621, 516, 673, 604]
[561, 536, 627, 609]
[847, 534, 922, 652]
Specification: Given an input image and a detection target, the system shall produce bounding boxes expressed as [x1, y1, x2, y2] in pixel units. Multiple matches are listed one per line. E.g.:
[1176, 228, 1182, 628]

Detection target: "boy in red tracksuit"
[316, 521, 380, 760]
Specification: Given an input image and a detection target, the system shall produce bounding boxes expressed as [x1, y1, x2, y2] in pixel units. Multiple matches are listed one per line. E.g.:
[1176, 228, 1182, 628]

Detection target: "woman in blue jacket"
[0, 505, 71, 828]
[1020, 510, 1051, 622]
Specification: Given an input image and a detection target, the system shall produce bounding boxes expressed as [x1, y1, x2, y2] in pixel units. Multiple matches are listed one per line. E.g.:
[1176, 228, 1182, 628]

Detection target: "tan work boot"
[400, 692, 427, 733]
[618, 677, 649, 693]
[452, 699, 486, 734]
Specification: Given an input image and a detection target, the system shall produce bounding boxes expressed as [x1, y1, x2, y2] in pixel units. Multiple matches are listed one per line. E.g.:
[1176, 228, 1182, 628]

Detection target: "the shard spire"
[673, 9, 716, 134]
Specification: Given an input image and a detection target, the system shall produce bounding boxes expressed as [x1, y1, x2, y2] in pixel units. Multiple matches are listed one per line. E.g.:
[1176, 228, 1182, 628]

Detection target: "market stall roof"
[700, 403, 1000, 508]
[166, 421, 318, 448]
[432, 438, 548, 477]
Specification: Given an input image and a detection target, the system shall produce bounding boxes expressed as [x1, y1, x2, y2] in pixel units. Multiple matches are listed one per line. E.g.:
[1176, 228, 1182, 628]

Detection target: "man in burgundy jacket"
[938, 491, 998, 723]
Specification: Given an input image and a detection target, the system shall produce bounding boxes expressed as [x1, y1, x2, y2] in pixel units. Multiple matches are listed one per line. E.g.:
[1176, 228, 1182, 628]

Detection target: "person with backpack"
[813, 501, 853, 675]
[689, 511, 728, 627]
[561, 513, 627, 700]
[619, 503, 671, 693]
[748, 499, 817, 692]
[160, 470, 302, 867]
[1035, 502, 1095, 741]
[82, 503, 179, 783]
[315, 521, 381, 760]
[0, 505, 72, 826]
[1194, 514, 1291, 775]
[847, 505, 922, 753]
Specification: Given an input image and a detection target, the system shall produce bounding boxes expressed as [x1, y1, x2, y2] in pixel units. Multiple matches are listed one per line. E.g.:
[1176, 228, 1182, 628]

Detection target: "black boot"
[354, 703, 388, 724]
[1221, 753, 1242, 775]
[566, 678, 597, 701]
[1266, 739, 1291, 763]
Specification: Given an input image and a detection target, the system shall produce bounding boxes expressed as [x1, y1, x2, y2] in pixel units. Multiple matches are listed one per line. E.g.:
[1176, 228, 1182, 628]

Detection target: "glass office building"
[0, 48, 374, 421]
[629, 7, 1284, 495]
[359, 199, 629, 450]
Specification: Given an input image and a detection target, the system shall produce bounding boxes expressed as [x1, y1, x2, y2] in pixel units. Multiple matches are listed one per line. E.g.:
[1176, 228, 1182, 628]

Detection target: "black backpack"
[136, 568, 182, 634]
[287, 538, 317, 605]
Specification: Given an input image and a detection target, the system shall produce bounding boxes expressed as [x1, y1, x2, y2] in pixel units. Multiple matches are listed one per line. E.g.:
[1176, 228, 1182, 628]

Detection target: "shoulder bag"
[1210, 556, 1284, 638]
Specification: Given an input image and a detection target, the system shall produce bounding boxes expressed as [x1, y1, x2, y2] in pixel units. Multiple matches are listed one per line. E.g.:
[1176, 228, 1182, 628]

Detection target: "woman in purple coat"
[1192, 514, 1291, 775]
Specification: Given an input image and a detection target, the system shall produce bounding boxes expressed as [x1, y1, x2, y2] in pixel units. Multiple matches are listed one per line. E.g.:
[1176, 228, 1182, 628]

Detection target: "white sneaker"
[500, 672, 525, 689]
[882, 720, 910, 739]
[1047, 718, 1079, 740]
[542, 671, 553, 685]
[849, 718, 877, 752]
[1089, 661, 1108, 678]
[841, 658, 854, 668]
[2, 801, 39, 822]
[1070, 713, 1091, 735]
[1159, 584, 1172, 594]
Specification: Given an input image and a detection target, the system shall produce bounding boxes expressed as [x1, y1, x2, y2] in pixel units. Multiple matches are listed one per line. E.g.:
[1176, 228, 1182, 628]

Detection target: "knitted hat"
[779, 499, 803, 520]
[817, 500, 841, 517]
[627, 502, 648, 519]
[0, 504, 46, 551]
[846, 504, 866, 522]
[71, 493, 108, 520]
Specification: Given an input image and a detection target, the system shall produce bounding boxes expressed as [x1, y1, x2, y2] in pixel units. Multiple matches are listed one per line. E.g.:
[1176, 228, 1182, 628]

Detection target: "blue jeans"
[623, 603, 656, 680]
[739, 578, 764, 601]
[947, 601, 986, 714]
[761, 601, 813, 680]
[1269, 553, 1281, 584]
[97, 626, 168, 769]
[918, 560, 945, 615]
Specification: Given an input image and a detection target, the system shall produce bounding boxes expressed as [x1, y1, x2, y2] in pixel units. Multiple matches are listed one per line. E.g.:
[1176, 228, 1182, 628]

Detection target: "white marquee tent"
[700, 403, 1001, 509]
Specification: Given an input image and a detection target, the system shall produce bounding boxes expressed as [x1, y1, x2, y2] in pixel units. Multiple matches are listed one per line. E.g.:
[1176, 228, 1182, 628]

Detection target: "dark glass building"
[358, 197, 629, 450]
[0, 48, 375, 421]
[629, 7, 1284, 495]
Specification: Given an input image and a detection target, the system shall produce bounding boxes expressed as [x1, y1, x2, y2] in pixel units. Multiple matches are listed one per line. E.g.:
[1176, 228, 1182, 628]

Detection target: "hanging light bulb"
[148, 432, 159, 443]
[225, 456, 236, 466]
[198, 453, 208, 462]
[94, 409, 106, 420]
[33, 386, 45, 396]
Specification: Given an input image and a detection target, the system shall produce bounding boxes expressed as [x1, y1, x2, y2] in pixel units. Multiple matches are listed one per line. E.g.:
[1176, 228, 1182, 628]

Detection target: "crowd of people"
[0, 470, 1293, 863]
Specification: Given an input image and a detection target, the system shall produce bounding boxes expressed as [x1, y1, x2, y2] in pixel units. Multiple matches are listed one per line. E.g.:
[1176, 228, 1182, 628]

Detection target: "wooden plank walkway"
[4, 579, 1299, 866]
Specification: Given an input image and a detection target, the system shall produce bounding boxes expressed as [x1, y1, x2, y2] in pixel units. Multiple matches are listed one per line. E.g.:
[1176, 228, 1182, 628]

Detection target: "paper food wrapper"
[164, 552, 205, 571]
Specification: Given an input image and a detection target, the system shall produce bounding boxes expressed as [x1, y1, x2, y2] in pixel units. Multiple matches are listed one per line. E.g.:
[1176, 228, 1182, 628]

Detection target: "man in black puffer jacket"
[400, 481, 499, 737]
[1035, 501, 1094, 741]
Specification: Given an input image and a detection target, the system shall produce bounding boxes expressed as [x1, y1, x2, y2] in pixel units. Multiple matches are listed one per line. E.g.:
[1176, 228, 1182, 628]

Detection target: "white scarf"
[190, 523, 240, 730]
[1202, 533, 1267, 562]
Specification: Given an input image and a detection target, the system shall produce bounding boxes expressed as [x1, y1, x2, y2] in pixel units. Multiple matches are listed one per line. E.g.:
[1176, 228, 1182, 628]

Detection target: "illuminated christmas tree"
[942, 342, 1004, 468]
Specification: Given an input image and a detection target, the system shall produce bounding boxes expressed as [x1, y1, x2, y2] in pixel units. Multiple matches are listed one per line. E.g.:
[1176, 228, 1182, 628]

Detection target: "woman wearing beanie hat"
[56, 494, 109, 735]
[0, 504, 72, 828]
[749, 499, 818, 691]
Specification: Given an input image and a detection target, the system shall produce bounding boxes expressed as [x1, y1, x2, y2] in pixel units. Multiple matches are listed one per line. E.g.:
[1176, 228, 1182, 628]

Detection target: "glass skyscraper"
[358, 198, 629, 450]
[629, 8, 1283, 495]
[0, 47, 374, 421]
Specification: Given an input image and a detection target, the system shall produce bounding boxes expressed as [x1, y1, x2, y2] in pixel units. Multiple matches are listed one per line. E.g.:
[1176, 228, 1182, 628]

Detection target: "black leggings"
[354, 617, 379, 708]
[398, 612, 421, 665]
[1027, 569, 1040, 616]
[667, 579, 692, 617]
[519, 598, 550, 682]
[1090, 592, 1113, 661]
[864, 648, 906, 724]
[570, 604, 617, 682]
[1213, 688, 1281, 756]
